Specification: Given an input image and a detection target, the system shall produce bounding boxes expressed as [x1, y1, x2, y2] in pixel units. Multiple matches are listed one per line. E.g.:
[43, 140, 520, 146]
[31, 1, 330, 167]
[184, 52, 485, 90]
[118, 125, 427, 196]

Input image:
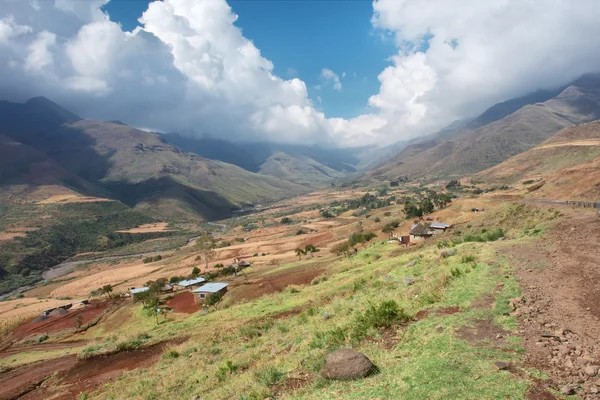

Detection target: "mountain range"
[370, 73, 600, 181]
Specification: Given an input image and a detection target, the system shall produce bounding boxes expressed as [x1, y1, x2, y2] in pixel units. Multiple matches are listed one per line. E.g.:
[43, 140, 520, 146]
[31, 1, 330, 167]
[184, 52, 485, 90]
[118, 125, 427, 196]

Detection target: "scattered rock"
[494, 361, 509, 370]
[322, 312, 334, 321]
[584, 365, 600, 377]
[404, 277, 417, 285]
[560, 384, 577, 395]
[321, 349, 375, 380]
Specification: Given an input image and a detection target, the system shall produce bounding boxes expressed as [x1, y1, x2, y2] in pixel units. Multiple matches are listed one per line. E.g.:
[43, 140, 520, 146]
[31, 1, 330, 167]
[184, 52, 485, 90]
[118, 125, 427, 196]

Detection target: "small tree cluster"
[294, 244, 320, 259]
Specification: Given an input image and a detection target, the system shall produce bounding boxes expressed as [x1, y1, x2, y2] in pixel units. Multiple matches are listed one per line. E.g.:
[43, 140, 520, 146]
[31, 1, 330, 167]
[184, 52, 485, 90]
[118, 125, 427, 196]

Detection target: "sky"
[1, 0, 600, 147]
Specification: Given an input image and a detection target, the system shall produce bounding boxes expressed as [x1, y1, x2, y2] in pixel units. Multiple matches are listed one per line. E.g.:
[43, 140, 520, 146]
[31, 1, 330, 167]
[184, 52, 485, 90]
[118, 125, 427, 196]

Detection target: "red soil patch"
[228, 265, 325, 304]
[0, 355, 77, 400]
[15, 343, 167, 400]
[10, 301, 109, 341]
[435, 305, 462, 316]
[165, 291, 200, 314]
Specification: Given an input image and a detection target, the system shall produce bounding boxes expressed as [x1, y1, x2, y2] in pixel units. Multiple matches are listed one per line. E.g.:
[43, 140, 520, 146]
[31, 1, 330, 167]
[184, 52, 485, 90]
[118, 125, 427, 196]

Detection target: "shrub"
[384, 212, 391, 217]
[254, 366, 286, 387]
[143, 257, 153, 264]
[373, 217, 381, 222]
[213, 263, 224, 268]
[352, 300, 408, 341]
[280, 217, 293, 224]
[296, 229, 304, 235]
[163, 350, 180, 359]
[235, 237, 245, 243]
[522, 179, 535, 185]
[116, 339, 143, 352]
[37, 334, 49, 343]
[437, 240, 452, 249]
[309, 327, 347, 349]
[216, 360, 239, 382]
[461, 255, 476, 263]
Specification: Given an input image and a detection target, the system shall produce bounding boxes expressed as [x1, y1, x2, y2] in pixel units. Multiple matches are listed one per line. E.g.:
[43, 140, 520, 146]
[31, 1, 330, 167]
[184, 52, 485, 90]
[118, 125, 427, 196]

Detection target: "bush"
[352, 300, 408, 341]
[280, 217, 293, 225]
[37, 334, 49, 343]
[373, 217, 381, 223]
[254, 366, 286, 387]
[384, 212, 391, 217]
[143, 256, 153, 263]
[309, 327, 347, 349]
[296, 229, 304, 235]
[235, 237, 245, 243]
[461, 255, 476, 263]
[163, 350, 180, 359]
[437, 240, 452, 249]
[116, 339, 143, 352]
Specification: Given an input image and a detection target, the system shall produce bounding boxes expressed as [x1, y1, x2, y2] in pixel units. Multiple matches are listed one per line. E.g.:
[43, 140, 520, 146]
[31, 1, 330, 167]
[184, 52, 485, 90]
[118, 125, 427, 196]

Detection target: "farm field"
[1, 184, 599, 400]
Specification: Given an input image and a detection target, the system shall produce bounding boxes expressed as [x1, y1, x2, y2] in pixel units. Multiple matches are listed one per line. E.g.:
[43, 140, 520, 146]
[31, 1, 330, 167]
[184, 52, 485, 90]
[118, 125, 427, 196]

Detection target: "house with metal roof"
[130, 287, 150, 295]
[430, 222, 450, 231]
[192, 282, 228, 302]
[175, 277, 206, 289]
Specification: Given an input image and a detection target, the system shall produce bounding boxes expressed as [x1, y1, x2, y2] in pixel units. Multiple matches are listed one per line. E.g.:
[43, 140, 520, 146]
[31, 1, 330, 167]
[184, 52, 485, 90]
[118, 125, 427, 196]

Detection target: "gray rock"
[403, 276, 417, 285]
[560, 384, 577, 395]
[494, 361, 509, 370]
[322, 312, 334, 320]
[584, 365, 600, 377]
[321, 349, 375, 380]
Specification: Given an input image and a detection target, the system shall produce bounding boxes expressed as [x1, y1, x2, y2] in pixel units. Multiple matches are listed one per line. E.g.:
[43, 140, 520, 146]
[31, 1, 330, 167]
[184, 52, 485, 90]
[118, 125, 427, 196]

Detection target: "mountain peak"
[25, 96, 81, 122]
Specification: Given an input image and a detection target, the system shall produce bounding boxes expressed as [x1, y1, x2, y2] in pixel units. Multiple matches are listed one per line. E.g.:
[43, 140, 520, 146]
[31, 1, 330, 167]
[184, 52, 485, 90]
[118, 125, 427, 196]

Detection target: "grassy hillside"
[69, 203, 559, 400]
[474, 121, 600, 199]
[370, 74, 600, 181]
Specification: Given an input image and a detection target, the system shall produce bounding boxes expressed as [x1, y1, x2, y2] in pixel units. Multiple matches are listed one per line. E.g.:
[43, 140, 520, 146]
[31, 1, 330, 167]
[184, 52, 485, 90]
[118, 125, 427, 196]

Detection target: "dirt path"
[0, 355, 78, 400]
[507, 209, 600, 398]
[536, 140, 600, 149]
[0, 341, 87, 359]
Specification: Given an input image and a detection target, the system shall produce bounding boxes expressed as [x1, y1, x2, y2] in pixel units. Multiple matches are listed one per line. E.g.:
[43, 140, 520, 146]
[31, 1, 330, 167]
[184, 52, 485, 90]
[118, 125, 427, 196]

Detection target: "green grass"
[83, 204, 556, 400]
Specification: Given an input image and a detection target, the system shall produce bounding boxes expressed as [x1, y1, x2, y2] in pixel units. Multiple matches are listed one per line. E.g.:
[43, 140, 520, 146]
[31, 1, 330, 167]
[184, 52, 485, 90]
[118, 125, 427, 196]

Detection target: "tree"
[100, 284, 113, 299]
[331, 241, 351, 257]
[304, 244, 319, 253]
[196, 234, 216, 270]
[404, 202, 422, 218]
[134, 289, 159, 309]
[320, 209, 334, 218]
[280, 217, 293, 224]
[420, 198, 435, 214]
[191, 266, 201, 277]
[295, 247, 306, 259]
[433, 192, 452, 209]
[446, 180, 461, 190]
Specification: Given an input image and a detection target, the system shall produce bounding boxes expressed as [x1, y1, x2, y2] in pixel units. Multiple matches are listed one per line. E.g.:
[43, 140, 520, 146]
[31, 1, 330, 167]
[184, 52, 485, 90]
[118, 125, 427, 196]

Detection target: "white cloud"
[0, 0, 599, 148]
[321, 68, 342, 91]
[0, 15, 32, 44]
[25, 31, 56, 72]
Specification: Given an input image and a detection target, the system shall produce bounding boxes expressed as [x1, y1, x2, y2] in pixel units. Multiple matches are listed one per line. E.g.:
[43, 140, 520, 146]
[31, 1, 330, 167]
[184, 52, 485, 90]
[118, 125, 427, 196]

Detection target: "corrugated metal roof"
[430, 222, 450, 229]
[130, 287, 149, 294]
[176, 277, 206, 287]
[193, 282, 228, 293]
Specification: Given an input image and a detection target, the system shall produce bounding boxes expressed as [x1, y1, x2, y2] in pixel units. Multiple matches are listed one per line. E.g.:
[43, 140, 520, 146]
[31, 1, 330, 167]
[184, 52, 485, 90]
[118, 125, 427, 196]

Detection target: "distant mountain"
[370, 73, 600, 181]
[0, 97, 306, 221]
[162, 134, 361, 185]
[258, 151, 346, 185]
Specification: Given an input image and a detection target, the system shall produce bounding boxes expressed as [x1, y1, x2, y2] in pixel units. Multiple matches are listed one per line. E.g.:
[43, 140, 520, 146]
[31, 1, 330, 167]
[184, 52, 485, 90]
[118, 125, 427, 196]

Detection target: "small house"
[430, 222, 450, 233]
[238, 260, 251, 268]
[193, 282, 229, 302]
[409, 223, 434, 243]
[175, 277, 206, 290]
[130, 287, 150, 296]
[160, 283, 174, 293]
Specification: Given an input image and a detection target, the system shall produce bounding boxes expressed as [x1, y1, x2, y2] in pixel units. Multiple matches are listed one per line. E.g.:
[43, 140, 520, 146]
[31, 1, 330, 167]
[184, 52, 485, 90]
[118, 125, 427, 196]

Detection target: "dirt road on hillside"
[507, 209, 600, 398]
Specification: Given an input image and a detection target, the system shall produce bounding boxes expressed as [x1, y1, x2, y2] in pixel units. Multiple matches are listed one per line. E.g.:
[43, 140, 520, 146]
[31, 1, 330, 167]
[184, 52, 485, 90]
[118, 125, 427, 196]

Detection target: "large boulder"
[321, 349, 374, 380]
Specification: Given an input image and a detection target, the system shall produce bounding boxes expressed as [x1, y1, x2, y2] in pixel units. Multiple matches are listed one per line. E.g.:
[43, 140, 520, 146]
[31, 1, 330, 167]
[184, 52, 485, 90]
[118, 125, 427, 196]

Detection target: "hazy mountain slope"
[370, 74, 600, 180]
[163, 134, 360, 183]
[0, 98, 306, 222]
[474, 120, 600, 191]
[258, 152, 345, 185]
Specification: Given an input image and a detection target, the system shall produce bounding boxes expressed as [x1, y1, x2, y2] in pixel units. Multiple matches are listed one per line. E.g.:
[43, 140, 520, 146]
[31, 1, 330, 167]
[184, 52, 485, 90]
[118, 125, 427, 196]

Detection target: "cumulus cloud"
[0, 0, 599, 148]
[0, 15, 32, 43]
[321, 68, 342, 91]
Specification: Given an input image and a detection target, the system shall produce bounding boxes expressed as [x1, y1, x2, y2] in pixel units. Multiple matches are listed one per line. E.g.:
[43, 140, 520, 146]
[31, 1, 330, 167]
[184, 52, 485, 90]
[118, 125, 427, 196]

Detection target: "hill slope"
[163, 134, 360, 184]
[474, 120, 600, 199]
[0, 99, 306, 221]
[258, 152, 346, 185]
[370, 74, 600, 180]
